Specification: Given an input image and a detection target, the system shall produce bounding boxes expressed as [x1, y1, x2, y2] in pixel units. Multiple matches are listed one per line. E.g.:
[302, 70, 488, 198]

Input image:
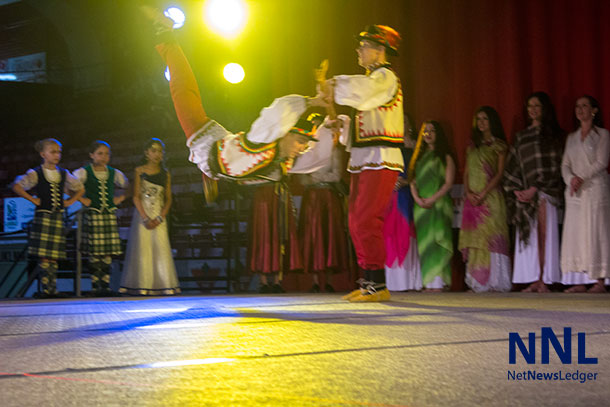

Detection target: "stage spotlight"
[223, 63, 245, 84]
[163, 7, 186, 29]
[204, 0, 248, 37]
[0, 73, 17, 81]
[164, 66, 171, 81]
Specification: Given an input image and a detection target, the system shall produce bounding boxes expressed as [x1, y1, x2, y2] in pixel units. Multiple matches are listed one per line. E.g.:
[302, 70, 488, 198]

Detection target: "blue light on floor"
[123, 308, 190, 313]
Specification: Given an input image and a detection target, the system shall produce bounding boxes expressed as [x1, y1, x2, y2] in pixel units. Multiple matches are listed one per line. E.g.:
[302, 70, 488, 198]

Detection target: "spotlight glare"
[163, 7, 186, 29]
[0, 74, 17, 81]
[204, 0, 248, 37]
[223, 63, 245, 84]
[164, 66, 171, 81]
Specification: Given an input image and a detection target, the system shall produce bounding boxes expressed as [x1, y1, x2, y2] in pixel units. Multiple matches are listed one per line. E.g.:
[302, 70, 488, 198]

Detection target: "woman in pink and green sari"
[459, 106, 511, 292]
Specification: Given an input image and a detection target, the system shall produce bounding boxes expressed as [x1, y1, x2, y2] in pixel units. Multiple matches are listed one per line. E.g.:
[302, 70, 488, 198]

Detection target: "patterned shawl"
[503, 126, 563, 244]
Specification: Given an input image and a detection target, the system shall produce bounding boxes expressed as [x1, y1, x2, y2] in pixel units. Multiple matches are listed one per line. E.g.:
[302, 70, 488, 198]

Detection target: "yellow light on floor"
[204, 0, 248, 37]
[223, 63, 245, 84]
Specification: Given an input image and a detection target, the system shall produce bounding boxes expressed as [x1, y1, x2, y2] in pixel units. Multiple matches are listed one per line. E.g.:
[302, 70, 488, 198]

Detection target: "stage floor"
[1, 292, 609, 406]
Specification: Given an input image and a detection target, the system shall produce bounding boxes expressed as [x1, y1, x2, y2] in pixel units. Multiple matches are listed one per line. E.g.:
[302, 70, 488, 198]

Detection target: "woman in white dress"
[120, 138, 181, 295]
[561, 95, 610, 293]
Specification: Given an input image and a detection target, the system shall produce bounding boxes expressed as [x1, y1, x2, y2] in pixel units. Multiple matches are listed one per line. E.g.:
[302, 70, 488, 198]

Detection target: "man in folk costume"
[323, 25, 405, 301]
[141, 8, 347, 289]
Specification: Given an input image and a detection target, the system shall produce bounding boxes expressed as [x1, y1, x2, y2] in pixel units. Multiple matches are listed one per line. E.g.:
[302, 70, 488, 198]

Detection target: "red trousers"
[348, 169, 399, 270]
[155, 41, 209, 139]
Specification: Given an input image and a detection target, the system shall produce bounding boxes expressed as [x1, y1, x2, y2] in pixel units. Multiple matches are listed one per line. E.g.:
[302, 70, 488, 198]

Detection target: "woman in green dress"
[409, 121, 456, 291]
[458, 107, 511, 292]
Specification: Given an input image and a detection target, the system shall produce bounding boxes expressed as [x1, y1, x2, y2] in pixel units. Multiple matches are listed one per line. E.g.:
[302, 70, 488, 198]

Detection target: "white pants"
[512, 196, 561, 284]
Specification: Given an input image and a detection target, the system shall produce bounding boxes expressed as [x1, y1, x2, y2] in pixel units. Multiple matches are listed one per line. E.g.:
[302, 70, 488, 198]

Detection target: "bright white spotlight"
[0, 73, 17, 81]
[204, 0, 248, 37]
[164, 66, 171, 81]
[164, 7, 186, 29]
[223, 63, 245, 84]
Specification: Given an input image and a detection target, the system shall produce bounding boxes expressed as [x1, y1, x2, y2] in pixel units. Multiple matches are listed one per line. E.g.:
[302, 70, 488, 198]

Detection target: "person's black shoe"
[259, 284, 271, 294]
[324, 283, 335, 293]
[309, 284, 320, 293]
[271, 284, 285, 293]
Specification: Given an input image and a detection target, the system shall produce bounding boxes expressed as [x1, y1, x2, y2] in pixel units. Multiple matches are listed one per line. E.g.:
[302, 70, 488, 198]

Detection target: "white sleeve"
[114, 169, 129, 188]
[246, 95, 308, 144]
[289, 115, 349, 175]
[337, 114, 351, 146]
[333, 68, 398, 111]
[289, 127, 333, 174]
[13, 169, 38, 190]
[73, 167, 87, 184]
[310, 147, 344, 183]
[65, 171, 84, 192]
[187, 120, 233, 178]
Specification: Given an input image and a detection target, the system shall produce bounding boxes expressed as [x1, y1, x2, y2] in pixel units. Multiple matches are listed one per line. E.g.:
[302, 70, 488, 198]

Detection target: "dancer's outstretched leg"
[155, 41, 210, 138]
[144, 7, 210, 139]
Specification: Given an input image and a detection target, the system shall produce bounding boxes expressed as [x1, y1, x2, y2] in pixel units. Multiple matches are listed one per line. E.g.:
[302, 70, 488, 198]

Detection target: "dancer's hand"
[394, 177, 408, 191]
[466, 191, 480, 205]
[144, 218, 159, 230]
[319, 80, 334, 103]
[64, 196, 79, 207]
[515, 186, 537, 203]
[113, 196, 125, 206]
[326, 118, 343, 131]
[308, 93, 330, 108]
[570, 176, 583, 196]
[80, 197, 92, 207]
[419, 197, 434, 209]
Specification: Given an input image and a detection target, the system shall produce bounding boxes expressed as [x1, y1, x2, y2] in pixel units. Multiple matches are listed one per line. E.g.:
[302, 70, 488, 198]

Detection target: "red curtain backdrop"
[404, 0, 610, 176]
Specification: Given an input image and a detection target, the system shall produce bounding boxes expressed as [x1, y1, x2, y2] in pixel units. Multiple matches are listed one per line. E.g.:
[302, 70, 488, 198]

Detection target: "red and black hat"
[356, 25, 401, 56]
[289, 117, 319, 142]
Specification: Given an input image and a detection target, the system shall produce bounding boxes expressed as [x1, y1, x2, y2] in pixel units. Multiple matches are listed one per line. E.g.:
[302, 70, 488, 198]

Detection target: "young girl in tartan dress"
[74, 141, 128, 296]
[12, 138, 84, 298]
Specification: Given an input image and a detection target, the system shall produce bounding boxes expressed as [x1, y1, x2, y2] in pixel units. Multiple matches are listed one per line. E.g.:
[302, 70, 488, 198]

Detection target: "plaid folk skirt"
[81, 209, 122, 256]
[28, 210, 66, 260]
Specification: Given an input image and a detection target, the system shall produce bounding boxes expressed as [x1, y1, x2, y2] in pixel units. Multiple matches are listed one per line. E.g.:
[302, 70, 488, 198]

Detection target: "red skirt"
[299, 186, 349, 273]
[247, 184, 303, 274]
